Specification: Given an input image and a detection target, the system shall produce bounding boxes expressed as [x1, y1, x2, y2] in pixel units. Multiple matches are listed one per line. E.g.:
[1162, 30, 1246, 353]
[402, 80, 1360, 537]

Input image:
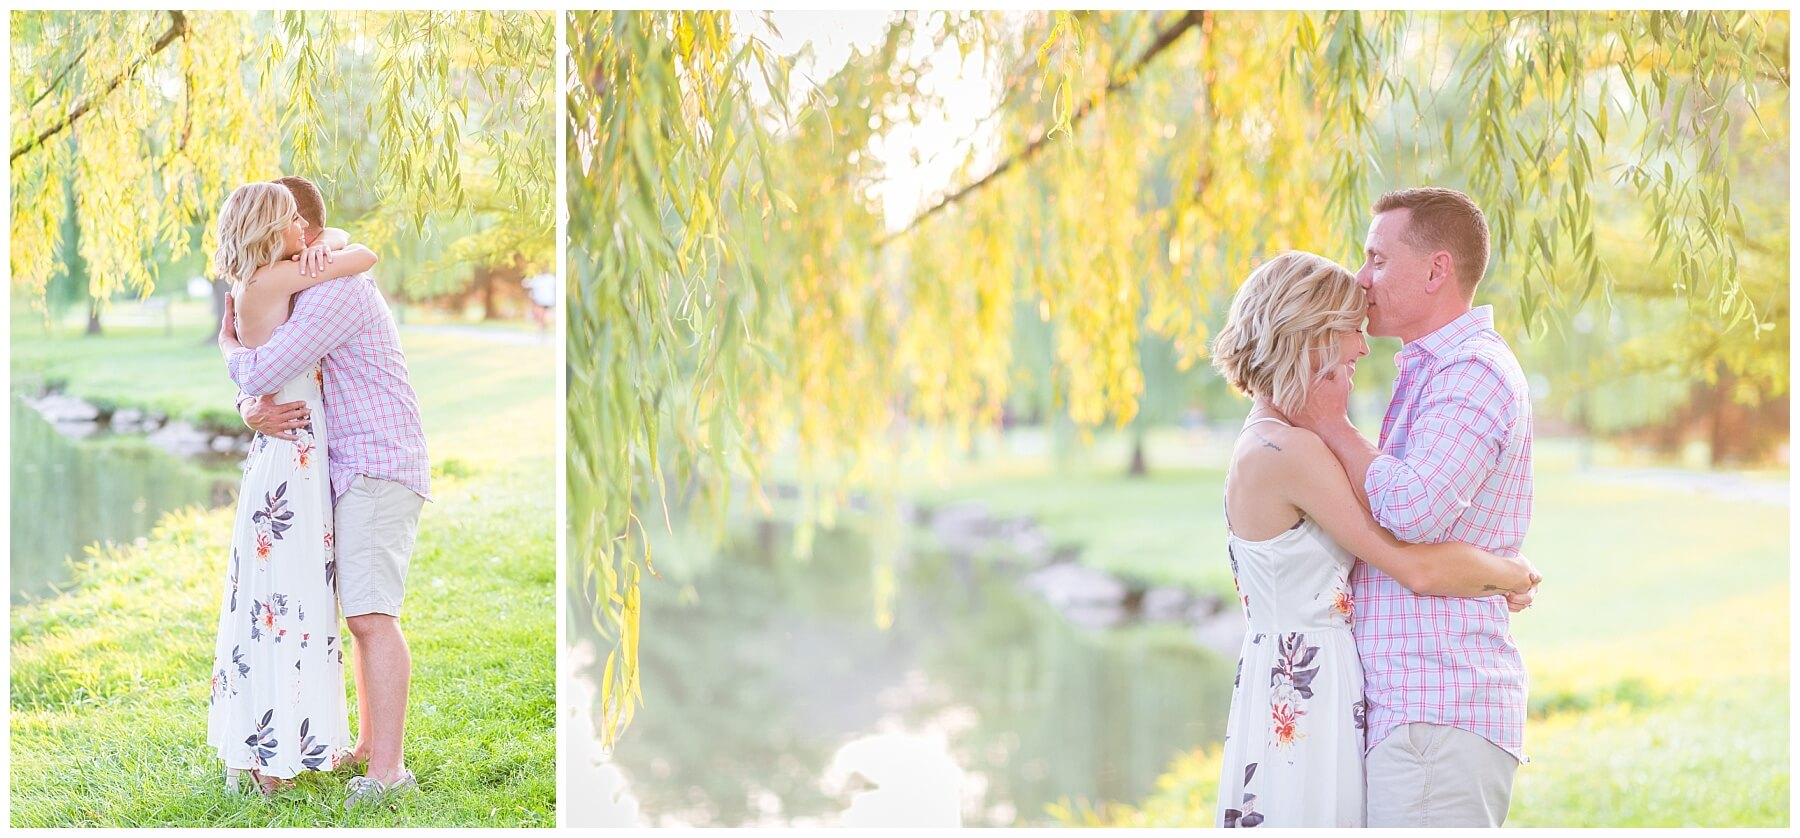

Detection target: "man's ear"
[1424, 250, 1455, 295]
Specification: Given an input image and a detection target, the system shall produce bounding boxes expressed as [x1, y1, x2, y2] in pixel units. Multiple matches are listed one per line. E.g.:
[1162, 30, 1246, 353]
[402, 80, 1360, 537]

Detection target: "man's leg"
[349, 642, 372, 764]
[1367, 722, 1517, 827]
[335, 475, 425, 788]
[346, 613, 412, 784]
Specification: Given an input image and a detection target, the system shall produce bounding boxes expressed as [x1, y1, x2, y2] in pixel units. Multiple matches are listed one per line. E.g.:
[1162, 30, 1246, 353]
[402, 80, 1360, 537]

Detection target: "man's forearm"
[316, 227, 351, 250]
[227, 338, 324, 395]
[1316, 419, 1381, 511]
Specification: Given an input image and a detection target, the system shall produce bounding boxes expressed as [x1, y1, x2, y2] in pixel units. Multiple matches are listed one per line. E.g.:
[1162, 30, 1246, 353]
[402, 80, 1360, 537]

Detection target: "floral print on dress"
[298, 718, 333, 770]
[245, 709, 279, 768]
[1268, 633, 1320, 750]
[251, 482, 294, 560]
[228, 548, 241, 612]
[293, 423, 316, 471]
[323, 522, 337, 593]
[1223, 763, 1263, 828]
[1330, 580, 1354, 629]
[1229, 544, 1250, 619]
[1220, 511, 1365, 826]
[250, 593, 290, 643]
[209, 367, 349, 781]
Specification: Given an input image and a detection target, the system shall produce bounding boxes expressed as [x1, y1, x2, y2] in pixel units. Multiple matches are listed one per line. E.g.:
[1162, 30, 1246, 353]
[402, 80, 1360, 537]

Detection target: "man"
[219, 175, 431, 809]
[1294, 187, 1536, 827]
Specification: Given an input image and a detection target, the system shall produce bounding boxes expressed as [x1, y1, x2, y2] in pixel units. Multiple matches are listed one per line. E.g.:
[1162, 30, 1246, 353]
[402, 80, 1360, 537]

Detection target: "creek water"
[567, 517, 1236, 827]
[10, 396, 238, 603]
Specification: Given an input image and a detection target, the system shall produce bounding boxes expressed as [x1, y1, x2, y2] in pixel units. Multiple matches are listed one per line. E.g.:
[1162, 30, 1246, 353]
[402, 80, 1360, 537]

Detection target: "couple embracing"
[1212, 188, 1542, 828]
[204, 177, 429, 809]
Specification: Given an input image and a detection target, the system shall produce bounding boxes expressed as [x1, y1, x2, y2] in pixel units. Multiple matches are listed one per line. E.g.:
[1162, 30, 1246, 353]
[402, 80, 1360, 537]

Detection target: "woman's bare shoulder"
[1236, 423, 1334, 477]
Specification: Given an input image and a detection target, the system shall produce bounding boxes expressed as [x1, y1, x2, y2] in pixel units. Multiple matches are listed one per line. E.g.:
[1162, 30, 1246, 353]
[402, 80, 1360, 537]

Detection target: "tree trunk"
[84, 307, 103, 336]
[197, 277, 229, 344]
[1709, 376, 1729, 468]
[482, 266, 500, 320]
[1127, 426, 1148, 477]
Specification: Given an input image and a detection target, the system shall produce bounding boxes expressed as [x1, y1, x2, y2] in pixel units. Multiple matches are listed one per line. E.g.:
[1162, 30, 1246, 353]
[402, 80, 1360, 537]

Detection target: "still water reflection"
[10, 397, 236, 603]
[568, 517, 1234, 827]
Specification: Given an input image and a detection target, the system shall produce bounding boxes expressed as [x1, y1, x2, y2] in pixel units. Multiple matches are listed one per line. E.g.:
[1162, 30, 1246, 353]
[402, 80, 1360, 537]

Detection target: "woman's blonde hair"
[213, 182, 297, 285]
[1210, 251, 1364, 415]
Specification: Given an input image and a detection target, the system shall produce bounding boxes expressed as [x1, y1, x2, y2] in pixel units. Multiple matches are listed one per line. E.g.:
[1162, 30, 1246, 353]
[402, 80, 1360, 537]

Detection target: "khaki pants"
[1366, 723, 1518, 827]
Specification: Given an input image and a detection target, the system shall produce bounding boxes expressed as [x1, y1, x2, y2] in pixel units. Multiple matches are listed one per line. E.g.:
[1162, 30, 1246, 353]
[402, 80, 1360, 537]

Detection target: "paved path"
[1575, 466, 1788, 506]
[402, 323, 554, 346]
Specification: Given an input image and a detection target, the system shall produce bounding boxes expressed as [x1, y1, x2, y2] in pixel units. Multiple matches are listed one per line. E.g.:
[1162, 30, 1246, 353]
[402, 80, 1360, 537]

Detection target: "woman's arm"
[292, 228, 353, 276]
[1274, 428, 1537, 598]
[249, 244, 378, 298]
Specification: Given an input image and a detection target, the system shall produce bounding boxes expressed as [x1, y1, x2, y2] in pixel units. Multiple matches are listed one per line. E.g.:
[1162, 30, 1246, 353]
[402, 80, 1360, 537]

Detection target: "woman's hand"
[1504, 555, 1542, 613]
[1294, 362, 1355, 434]
[291, 242, 334, 277]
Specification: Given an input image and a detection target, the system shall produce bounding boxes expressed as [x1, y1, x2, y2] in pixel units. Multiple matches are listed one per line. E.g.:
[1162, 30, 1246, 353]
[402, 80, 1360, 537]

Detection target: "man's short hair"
[272, 175, 326, 230]
[1372, 187, 1489, 294]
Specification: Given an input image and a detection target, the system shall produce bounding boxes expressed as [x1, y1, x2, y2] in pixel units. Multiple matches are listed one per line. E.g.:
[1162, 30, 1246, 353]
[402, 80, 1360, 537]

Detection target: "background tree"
[10, 10, 553, 320]
[570, 9, 1786, 745]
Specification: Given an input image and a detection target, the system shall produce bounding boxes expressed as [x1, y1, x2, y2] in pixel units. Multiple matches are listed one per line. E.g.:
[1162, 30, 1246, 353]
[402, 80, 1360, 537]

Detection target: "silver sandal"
[344, 769, 418, 810]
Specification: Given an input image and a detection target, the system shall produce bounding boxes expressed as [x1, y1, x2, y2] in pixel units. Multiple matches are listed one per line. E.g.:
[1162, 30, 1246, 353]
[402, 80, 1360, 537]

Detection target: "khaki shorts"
[334, 475, 425, 618]
[1366, 722, 1519, 827]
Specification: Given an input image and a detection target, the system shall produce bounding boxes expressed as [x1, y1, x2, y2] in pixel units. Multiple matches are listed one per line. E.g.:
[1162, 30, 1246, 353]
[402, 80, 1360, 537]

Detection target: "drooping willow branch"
[27, 43, 92, 111]
[877, 9, 1206, 247]
[11, 11, 190, 162]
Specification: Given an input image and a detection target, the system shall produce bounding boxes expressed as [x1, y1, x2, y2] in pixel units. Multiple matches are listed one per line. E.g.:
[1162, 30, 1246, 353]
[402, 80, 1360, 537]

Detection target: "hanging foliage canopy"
[569, 9, 1786, 746]
[10, 9, 554, 305]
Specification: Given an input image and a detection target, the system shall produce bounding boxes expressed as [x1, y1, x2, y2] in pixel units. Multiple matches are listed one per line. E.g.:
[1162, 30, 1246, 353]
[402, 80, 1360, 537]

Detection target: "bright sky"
[735, 11, 1011, 234]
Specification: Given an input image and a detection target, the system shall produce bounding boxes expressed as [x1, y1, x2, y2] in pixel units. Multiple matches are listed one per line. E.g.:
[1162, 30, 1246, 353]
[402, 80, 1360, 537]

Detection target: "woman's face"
[279, 211, 308, 259]
[1330, 324, 1370, 378]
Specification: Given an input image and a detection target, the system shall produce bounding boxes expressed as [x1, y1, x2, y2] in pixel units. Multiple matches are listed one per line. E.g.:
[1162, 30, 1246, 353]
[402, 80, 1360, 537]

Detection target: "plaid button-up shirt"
[1354, 305, 1532, 763]
[228, 274, 431, 504]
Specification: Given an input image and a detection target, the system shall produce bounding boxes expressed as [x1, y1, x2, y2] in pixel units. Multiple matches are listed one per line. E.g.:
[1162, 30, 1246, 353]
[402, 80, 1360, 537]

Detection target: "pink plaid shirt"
[228, 274, 431, 504]
[1354, 305, 1532, 762]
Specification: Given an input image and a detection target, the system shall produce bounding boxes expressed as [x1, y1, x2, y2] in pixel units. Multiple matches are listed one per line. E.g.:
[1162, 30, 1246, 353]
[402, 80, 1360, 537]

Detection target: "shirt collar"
[1400, 305, 1493, 364]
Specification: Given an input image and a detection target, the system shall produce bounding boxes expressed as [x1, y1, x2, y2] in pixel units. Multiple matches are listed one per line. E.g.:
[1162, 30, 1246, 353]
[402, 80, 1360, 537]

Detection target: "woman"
[205, 182, 377, 795]
[1206, 251, 1538, 827]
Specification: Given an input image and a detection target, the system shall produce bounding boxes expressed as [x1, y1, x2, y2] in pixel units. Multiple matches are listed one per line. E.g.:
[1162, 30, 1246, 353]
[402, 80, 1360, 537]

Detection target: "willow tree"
[568, 10, 1787, 745]
[10, 10, 553, 309]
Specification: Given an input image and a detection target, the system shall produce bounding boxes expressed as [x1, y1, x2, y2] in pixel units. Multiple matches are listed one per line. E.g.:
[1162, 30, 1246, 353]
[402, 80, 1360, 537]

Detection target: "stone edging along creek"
[760, 483, 1249, 658]
[25, 389, 1252, 659]
[19, 387, 254, 462]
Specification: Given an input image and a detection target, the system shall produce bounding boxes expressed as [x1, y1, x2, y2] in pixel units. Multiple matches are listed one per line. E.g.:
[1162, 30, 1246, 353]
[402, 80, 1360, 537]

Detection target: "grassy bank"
[905, 430, 1789, 827]
[9, 317, 555, 826]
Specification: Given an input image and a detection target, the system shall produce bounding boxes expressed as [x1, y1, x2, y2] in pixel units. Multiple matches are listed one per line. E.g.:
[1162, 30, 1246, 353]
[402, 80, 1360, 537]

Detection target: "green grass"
[10, 319, 555, 826]
[902, 430, 1788, 827]
[10, 301, 544, 432]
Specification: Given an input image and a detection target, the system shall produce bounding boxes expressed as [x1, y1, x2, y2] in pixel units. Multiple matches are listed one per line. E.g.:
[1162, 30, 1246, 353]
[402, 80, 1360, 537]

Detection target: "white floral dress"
[206, 350, 351, 781]
[1216, 421, 1366, 827]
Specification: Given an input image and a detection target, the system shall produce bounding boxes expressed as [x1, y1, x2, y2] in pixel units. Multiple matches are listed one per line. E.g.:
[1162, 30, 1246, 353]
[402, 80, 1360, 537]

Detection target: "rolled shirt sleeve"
[1364, 354, 1519, 543]
[227, 278, 372, 395]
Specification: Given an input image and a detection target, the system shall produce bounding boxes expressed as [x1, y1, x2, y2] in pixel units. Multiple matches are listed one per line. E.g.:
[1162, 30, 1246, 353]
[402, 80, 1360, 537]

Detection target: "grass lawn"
[904, 429, 1789, 827]
[9, 314, 556, 826]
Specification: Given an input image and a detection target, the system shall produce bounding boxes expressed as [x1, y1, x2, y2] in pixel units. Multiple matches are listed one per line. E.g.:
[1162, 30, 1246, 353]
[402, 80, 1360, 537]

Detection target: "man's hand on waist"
[240, 394, 310, 441]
